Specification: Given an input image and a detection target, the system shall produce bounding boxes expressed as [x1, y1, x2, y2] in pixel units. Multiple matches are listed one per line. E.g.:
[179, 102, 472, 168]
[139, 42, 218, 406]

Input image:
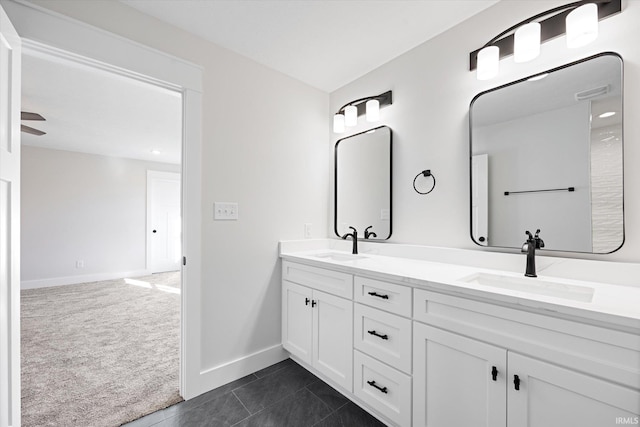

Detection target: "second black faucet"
[522, 229, 544, 277]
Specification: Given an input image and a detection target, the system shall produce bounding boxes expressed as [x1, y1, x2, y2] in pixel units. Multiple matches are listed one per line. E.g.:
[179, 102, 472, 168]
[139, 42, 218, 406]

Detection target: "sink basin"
[460, 272, 594, 302]
[312, 252, 368, 262]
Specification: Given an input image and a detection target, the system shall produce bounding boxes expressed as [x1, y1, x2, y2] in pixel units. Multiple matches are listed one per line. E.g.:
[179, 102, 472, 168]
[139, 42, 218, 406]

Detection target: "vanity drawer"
[282, 261, 353, 299]
[354, 276, 412, 317]
[354, 350, 411, 427]
[354, 303, 412, 374]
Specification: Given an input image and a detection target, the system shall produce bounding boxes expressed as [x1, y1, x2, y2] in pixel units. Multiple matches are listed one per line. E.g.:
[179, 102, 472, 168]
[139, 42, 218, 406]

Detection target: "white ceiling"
[121, 0, 499, 92]
[22, 0, 499, 163]
[21, 53, 183, 164]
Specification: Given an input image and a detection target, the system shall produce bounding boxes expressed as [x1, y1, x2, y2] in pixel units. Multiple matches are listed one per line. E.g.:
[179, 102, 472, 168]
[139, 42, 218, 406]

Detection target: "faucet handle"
[525, 230, 534, 241]
[534, 229, 541, 238]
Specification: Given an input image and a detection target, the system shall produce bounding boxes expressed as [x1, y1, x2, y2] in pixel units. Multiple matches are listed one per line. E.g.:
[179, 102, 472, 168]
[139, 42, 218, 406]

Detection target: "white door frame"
[2, 0, 205, 404]
[147, 170, 182, 274]
[0, 4, 22, 426]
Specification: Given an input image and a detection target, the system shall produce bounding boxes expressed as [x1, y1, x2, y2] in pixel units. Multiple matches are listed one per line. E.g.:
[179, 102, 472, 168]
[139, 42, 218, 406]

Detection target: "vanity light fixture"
[333, 91, 392, 133]
[470, 0, 621, 80]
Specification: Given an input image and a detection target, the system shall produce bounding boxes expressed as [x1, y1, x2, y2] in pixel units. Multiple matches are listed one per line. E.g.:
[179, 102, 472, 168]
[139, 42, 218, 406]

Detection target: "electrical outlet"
[214, 202, 239, 220]
[304, 223, 312, 238]
[76, 260, 84, 269]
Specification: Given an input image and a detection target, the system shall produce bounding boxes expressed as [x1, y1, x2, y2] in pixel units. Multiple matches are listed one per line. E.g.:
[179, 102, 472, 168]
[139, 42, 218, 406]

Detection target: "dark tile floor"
[123, 358, 387, 427]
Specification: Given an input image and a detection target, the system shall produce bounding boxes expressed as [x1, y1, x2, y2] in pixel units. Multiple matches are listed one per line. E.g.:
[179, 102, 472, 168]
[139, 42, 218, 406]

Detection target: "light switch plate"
[214, 202, 238, 220]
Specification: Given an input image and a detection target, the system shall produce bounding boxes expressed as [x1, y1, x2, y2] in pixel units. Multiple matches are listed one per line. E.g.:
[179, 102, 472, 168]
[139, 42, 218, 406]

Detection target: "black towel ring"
[413, 169, 436, 195]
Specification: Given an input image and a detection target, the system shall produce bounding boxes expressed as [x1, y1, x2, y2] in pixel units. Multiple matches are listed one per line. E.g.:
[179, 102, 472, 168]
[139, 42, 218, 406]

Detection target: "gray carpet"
[21, 272, 183, 427]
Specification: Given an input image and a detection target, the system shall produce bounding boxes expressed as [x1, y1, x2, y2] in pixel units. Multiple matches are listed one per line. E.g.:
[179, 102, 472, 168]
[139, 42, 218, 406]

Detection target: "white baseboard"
[193, 344, 287, 399]
[21, 269, 152, 290]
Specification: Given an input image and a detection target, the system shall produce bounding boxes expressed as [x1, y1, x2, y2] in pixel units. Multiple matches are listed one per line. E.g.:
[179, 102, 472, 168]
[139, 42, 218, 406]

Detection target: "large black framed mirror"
[469, 52, 623, 253]
[335, 126, 392, 240]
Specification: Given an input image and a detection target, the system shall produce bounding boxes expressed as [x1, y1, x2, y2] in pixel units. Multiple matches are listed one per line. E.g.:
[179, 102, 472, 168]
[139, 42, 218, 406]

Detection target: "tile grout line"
[308, 398, 350, 427]
[232, 389, 253, 418]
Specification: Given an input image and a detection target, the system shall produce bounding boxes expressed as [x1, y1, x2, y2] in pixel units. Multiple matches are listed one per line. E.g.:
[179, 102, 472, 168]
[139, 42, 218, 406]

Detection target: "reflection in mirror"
[335, 126, 392, 240]
[470, 53, 623, 253]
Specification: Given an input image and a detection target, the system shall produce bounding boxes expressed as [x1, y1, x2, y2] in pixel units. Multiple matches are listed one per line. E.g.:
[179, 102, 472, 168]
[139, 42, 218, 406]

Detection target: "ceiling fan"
[21, 112, 46, 136]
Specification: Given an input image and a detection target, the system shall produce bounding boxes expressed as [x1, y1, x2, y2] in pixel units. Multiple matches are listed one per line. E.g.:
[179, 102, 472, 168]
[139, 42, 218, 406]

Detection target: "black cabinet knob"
[479, 236, 486, 242]
[152, 230, 157, 233]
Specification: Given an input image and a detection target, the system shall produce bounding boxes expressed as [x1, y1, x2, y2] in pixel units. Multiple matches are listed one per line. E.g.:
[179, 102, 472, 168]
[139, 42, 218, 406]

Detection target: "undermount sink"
[312, 252, 368, 262]
[460, 272, 595, 303]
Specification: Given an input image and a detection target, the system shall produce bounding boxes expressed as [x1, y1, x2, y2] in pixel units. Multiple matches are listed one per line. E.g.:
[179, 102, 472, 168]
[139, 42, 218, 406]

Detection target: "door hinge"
[183, 256, 187, 266]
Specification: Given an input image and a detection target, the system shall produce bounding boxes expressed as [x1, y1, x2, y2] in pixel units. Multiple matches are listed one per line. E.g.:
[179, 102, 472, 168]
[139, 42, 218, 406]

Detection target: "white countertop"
[280, 241, 640, 331]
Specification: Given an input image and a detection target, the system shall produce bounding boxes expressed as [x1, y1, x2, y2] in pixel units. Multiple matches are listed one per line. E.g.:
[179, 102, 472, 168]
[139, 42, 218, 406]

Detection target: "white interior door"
[147, 170, 181, 273]
[0, 5, 21, 426]
[472, 154, 489, 246]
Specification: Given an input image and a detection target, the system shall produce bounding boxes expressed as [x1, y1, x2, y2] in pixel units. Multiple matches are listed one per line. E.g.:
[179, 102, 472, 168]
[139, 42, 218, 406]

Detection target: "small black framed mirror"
[334, 126, 392, 240]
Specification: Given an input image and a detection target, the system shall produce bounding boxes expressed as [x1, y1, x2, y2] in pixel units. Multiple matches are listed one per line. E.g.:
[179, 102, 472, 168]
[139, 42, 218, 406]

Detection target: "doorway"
[19, 44, 185, 425]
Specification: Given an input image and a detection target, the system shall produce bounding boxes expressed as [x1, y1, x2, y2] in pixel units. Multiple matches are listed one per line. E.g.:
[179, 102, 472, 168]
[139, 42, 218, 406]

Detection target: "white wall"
[20, 146, 180, 288]
[330, 0, 640, 263]
[9, 0, 330, 381]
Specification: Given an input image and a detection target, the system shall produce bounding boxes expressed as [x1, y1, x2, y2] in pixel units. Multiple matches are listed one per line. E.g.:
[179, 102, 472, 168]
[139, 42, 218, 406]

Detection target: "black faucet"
[342, 226, 358, 254]
[364, 226, 377, 239]
[521, 229, 545, 277]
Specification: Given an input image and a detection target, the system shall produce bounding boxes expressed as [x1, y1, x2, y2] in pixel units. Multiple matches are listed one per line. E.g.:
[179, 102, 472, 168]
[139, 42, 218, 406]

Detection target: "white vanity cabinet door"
[282, 281, 313, 364]
[313, 290, 353, 392]
[507, 353, 640, 427]
[413, 322, 507, 427]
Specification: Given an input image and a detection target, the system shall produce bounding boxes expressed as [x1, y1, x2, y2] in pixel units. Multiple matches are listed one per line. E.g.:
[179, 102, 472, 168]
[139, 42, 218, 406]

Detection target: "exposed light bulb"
[344, 105, 358, 127]
[333, 113, 345, 133]
[566, 3, 598, 48]
[366, 99, 380, 122]
[514, 22, 541, 63]
[476, 46, 499, 80]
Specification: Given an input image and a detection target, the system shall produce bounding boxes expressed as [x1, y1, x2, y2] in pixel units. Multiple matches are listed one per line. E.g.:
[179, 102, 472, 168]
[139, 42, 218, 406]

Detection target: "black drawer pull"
[368, 291, 389, 300]
[367, 380, 388, 394]
[491, 366, 498, 381]
[367, 330, 389, 340]
[514, 374, 520, 391]
[311, 300, 317, 307]
[305, 298, 310, 306]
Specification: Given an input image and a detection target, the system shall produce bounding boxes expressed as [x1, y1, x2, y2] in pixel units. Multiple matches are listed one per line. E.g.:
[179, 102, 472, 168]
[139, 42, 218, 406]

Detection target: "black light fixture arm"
[335, 91, 393, 117]
[470, 0, 621, 70]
